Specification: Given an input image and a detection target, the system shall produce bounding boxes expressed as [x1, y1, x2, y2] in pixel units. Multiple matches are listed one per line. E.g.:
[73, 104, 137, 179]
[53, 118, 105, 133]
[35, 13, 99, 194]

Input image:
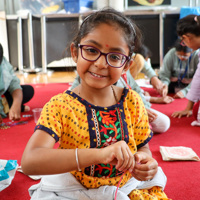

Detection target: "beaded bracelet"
[75, 148, 82, 171]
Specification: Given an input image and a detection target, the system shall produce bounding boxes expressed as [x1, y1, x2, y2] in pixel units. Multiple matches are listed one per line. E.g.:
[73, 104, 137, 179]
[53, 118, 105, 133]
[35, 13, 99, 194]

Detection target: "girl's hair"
[135, 44, 152, 59]
[73, 8, 142, 57]
[0, 43, 3, 65]
[174, 38, 193, 53]
[177, 15, 200, 37]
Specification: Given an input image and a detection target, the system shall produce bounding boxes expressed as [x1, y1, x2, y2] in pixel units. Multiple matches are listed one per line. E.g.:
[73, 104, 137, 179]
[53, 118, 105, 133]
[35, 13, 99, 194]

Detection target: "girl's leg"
[149, 108, 170, 133]
[168, 82, 177, 93]
[4, 85, 34, 112]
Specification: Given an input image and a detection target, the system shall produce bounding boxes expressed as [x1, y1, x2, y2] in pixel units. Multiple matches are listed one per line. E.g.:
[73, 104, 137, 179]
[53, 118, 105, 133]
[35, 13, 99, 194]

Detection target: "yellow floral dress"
[35, 87, 170, 200]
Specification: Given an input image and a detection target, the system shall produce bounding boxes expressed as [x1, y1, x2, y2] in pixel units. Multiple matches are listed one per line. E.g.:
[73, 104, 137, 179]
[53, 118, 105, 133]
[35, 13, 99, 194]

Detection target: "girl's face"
[71, 23, 132, 90]
[181, 33, 200, 50]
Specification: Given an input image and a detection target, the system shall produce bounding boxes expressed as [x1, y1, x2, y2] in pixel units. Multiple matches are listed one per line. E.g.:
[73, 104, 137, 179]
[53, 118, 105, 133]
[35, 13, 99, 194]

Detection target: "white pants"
[149, 108, 170, 133]
[29, 167, 167, 200]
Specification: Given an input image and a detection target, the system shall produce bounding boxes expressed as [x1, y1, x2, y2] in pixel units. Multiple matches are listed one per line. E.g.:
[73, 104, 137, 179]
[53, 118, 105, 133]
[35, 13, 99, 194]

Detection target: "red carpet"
[0, 83, 199, 200]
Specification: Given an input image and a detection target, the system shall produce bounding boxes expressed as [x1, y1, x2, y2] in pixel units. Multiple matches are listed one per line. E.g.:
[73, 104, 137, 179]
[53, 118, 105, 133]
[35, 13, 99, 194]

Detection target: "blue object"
[0, 160, 17, 181]
[80, 0, 93, 8]
[62, 0, 93, 13]
[62, 0, 79, 13]
[180, 7, 200, 19]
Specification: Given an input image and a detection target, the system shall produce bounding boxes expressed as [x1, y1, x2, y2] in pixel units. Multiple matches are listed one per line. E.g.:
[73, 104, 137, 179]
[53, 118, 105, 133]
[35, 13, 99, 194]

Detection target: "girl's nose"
[94, 55, 108, 69]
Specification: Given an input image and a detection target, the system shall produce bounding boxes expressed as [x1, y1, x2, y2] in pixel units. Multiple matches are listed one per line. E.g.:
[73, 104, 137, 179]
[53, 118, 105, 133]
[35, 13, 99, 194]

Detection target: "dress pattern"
[35, 88, 153, 189]
[85, 106, 128, 178]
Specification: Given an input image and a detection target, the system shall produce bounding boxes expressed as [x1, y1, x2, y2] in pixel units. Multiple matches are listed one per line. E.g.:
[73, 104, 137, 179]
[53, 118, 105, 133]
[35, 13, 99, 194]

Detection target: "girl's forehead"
[80, 23, 128, 49]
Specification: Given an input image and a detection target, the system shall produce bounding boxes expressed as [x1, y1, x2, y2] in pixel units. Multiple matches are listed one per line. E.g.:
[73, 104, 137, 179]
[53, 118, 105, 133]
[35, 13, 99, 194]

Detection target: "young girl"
[172, 15, 200, 121]
[21, 8, 169, 199]
[0, 43, 34, 124]
[159, 38, 199, 99]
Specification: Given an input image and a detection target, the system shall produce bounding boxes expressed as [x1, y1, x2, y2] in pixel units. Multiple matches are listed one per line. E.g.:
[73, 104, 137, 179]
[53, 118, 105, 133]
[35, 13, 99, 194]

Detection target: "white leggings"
[149, 108, 170, 133]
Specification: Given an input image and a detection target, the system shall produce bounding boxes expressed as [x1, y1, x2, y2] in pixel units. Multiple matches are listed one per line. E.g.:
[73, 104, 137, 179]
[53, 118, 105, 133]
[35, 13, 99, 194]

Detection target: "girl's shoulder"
[192, 49, 200, 57]
[48, 90, 73, 102]
[166, 48, 176, 57]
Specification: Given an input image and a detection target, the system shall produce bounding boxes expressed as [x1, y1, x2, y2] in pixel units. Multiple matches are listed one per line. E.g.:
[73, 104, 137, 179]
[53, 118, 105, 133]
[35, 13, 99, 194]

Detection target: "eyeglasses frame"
[78, 44, 130, 68]
[176, 53, 190, 59]
[180, 36, 186, 46]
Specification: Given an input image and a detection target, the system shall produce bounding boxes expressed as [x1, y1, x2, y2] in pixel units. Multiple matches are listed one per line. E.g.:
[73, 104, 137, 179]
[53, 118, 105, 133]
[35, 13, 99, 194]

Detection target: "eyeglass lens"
[177, 54, 189, 59]
[80, 45, 128, 68]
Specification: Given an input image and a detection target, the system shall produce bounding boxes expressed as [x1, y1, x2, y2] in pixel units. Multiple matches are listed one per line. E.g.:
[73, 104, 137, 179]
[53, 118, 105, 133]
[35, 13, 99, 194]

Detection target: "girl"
[172, 15, 200, 120]
[21, 8, 169, 199]
[159, 38, 199, 99]
[0, 43, 34, 124]
[129, 44, 166, 97]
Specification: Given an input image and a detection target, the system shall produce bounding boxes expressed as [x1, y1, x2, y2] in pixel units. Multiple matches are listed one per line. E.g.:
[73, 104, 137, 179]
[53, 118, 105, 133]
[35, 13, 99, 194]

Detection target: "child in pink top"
[172, 15, 200, 124]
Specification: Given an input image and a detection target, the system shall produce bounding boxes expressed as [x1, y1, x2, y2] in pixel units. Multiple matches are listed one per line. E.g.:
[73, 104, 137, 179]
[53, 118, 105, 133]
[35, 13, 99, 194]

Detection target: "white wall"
[171, 0, 199, 7]
[0, 11, 9, 60]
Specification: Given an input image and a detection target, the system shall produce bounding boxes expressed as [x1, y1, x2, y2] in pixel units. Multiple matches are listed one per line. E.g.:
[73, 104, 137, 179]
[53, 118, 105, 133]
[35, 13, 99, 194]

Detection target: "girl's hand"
[150, 77, 168, 97]
[146, 108, 157, 123]
[173, 91, 184, 99]
[150, 96, 174, 104]
[171, 109, 193, 118]
[143, 91, 150, 97]
[160, 84, 168, 97]
[9, 105, 21, 121]
[132, 152, 158, 181]
[100, 141, 135, 173]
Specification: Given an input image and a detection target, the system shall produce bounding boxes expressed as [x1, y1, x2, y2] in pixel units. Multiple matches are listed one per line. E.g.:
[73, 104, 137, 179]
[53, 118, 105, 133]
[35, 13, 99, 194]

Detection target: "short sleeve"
[124, 90, 153, 149]
[34, 94, 64, 142]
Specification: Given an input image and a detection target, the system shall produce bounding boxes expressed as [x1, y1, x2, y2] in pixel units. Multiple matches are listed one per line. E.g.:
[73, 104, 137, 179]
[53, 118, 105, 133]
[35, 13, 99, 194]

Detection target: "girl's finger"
[118, 147, 130, 171]
[122, 147, 134, 172]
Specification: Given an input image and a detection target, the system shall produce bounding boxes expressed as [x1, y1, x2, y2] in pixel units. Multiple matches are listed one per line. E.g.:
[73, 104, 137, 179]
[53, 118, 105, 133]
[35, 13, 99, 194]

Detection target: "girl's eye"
[109, 54, 121, 62]
[84, 47, 98, 54]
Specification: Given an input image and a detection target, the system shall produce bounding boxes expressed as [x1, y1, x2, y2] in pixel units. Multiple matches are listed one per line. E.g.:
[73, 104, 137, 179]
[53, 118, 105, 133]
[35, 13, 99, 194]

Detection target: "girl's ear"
[70, 43, 78, 63]
[122, 58, 133, 74]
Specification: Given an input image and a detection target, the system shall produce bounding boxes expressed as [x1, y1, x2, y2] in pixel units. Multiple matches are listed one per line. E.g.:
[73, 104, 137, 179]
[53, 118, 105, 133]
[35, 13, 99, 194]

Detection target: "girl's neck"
[78, 84, 119, 107]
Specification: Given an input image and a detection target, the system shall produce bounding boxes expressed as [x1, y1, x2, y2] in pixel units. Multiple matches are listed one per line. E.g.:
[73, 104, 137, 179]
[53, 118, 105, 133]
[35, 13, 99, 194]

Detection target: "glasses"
[176, 53, 190, 59]
[180, 36, 186, 46]
[180, 39, 186, 47]
[78, 44, 130, 68]
[180, 40, 186, 46]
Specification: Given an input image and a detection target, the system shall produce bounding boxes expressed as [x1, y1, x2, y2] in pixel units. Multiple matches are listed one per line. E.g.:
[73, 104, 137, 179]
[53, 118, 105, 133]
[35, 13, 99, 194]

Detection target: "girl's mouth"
[90, 72, 106, 78]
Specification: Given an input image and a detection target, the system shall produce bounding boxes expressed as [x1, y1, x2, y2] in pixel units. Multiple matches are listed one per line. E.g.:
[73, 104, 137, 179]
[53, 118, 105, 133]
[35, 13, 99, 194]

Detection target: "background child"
[172, 15, 200, 122]
[159, 38, 199, 99]
[129, 44, 166, 96]
[21, 8, 169, 200]
[0, 43, 34, 124]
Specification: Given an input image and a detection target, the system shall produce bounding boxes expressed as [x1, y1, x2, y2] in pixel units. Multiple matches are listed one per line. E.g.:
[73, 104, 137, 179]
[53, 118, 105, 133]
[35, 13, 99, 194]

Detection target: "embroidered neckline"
[66, 87, 128, 110]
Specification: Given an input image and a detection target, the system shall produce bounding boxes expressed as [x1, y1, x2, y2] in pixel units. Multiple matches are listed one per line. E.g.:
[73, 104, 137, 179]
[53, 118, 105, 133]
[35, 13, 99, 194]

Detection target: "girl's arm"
[9, 89, 23, 121]
[21, 130, 101, 175]
[21, 130, 135, 175]
[132, 144, 158, 181]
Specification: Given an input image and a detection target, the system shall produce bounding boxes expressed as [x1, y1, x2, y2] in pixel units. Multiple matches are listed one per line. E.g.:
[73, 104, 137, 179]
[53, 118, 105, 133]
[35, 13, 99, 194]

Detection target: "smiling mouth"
[90, 72, 106, 78]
